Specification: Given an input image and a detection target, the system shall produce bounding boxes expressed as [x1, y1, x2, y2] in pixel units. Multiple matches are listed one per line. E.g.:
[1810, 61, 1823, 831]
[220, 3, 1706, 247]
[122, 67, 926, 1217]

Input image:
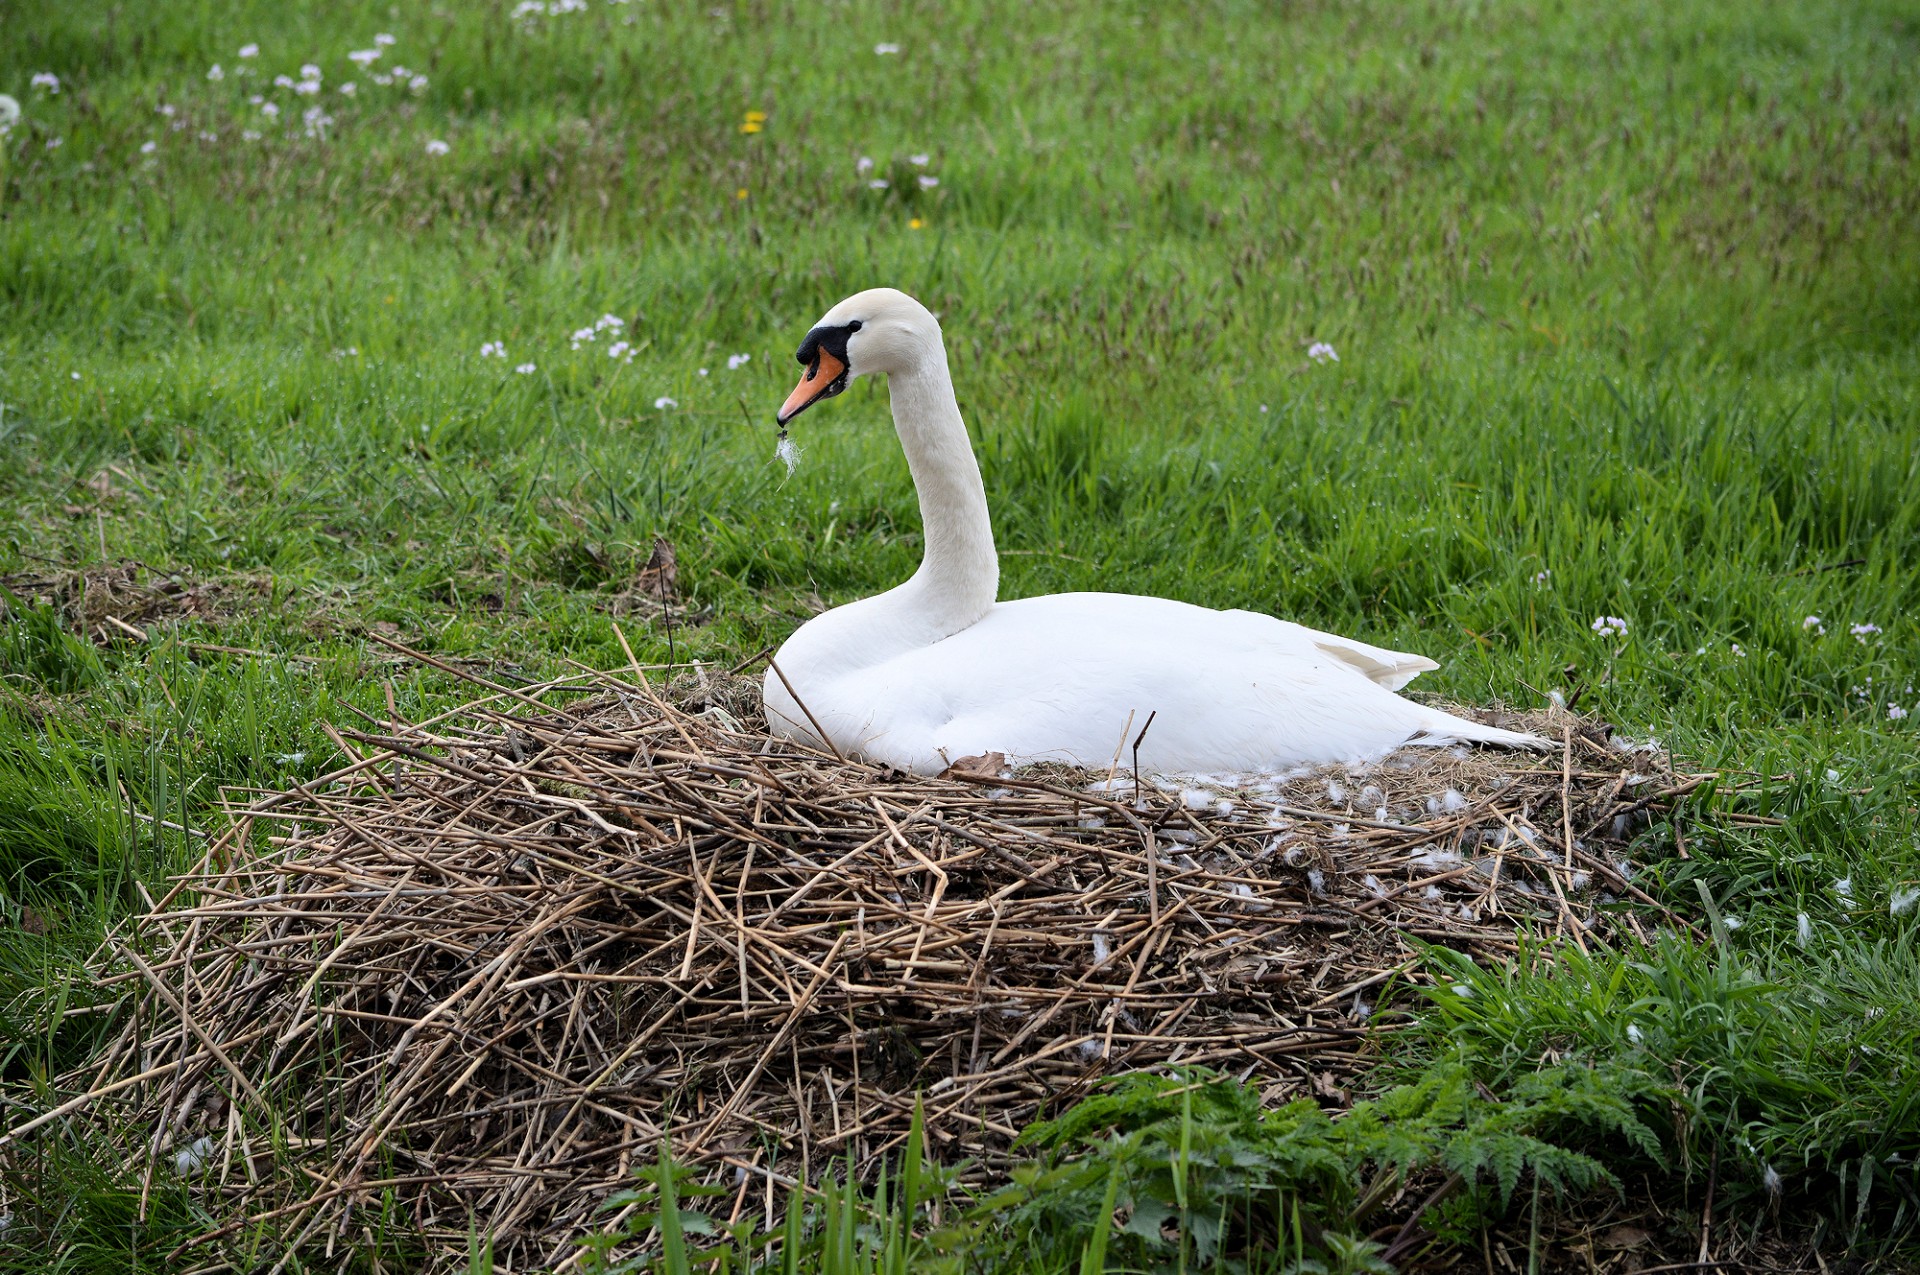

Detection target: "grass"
[2, 0, 1918, 1266]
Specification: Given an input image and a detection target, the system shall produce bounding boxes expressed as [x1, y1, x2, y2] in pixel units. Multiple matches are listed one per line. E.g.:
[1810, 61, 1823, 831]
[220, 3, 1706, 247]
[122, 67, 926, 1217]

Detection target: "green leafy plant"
[986, 1061, 1659, 1272]
[577, 1067, 1661, 1273]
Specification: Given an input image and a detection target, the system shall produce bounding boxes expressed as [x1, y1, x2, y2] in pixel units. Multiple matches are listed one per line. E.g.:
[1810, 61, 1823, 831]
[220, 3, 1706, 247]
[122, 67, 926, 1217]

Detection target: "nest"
[0, 645, 1708, 1270]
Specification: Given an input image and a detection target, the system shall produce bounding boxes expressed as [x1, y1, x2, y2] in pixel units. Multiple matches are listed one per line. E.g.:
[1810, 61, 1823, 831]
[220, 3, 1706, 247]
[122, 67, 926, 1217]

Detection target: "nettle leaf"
[1185, 1209, 1224, 1264]
[1122, 1195, 1178, 1246]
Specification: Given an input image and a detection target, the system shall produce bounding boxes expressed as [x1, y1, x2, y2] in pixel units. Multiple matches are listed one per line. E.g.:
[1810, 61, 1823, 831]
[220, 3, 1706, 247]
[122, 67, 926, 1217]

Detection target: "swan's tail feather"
[1409, 709, 1551, 752]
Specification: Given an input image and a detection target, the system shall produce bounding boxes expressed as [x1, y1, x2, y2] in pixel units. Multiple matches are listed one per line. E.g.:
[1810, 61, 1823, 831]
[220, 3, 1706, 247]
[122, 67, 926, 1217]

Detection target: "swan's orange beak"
[777, 348, 847, 426]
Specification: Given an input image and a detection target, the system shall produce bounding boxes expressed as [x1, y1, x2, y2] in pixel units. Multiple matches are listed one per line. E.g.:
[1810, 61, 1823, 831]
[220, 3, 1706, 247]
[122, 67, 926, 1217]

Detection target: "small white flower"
[569, 326, 596, 347]
[1258, 403, 1268, 412]
[515, 362, 536, 374]
[140, 140, 157, 154]
[480, 341, 507, 358]
[0, 95, 19, 134]
[1802, 615, 1824, 633]
[339, 82, 356, 95]
[868, 178, 889, 190]
[409, 75, 429, 93]
[295, 78, 321, 95]
[874, 42, 901, 54]
[1591, 615, 1629, 638]
[697, 367, 709, 377]
[207, 64, 225, 81]
[1850, 622, 1882, 644]
[1730, 642, 1746, 658]
[238, 44, 260, 58]
[274, 74, 295, 88]
[908, 152, 930, 166]
[917, 174, 939, 189]
[243, 129, 261, 141]
[607, 340, 631, 359]
[260, 101, 280, 117]
[727, 352, 751, 370]
[594, 313, 625, 330]
[856, 155, 874, 174]
[350, 49, 381, 66]
[653, 396, 678, 409]
[1892, 705, 1911, 721]
[374, 32, 397, 46]
[1307, 341, 1338, 364]
[1533, 569, 1551, 584]
[424, 138, 449, 155]
[372, 72, 393, 86]
[300, 63, 322, 79]
[71, 371, 81, 380]
[32, 72, 61, 93]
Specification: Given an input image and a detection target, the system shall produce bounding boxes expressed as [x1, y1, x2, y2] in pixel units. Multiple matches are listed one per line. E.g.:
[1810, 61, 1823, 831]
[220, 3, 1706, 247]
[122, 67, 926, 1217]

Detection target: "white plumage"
[764, 288, 1547, 776]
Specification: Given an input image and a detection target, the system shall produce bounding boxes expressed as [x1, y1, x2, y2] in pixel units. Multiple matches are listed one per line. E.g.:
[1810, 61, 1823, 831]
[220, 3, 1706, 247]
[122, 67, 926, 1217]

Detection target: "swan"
[763, 288, 1547, 776]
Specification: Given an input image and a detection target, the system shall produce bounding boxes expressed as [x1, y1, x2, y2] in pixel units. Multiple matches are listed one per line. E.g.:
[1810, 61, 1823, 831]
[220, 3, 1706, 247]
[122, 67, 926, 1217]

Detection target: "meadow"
[2, 0, 1918, 1268]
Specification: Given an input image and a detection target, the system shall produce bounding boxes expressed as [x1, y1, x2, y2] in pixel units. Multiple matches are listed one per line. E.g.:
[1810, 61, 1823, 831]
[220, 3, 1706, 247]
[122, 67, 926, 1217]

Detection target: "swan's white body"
[764, 289, 1546, 776]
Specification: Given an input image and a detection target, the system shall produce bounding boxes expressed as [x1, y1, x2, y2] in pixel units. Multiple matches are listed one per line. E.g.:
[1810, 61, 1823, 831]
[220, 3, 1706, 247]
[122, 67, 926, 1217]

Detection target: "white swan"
[763, 288, 1547, 776]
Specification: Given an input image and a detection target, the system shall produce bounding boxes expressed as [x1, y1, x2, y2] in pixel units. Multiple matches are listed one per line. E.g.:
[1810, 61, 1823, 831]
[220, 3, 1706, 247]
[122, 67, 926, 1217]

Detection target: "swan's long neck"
[887, 346, 997, 636]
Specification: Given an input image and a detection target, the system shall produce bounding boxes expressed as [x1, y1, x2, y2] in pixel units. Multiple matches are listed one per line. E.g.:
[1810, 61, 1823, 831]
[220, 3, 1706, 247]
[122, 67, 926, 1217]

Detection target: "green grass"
[2, 0, 1919, 1267]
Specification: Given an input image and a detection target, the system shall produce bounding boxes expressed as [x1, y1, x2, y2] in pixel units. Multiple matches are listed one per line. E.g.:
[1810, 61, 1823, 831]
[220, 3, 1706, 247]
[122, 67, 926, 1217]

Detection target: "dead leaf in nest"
[940, 751, 1007, 780]
[635, 537, 678, 601]
[1311, 1070, 1350, 1107]
[1598, 1225, 1652, 1250]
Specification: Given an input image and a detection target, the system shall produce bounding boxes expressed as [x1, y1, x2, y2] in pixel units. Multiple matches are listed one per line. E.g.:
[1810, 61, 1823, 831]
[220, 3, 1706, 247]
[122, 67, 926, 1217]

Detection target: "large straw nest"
[1, 643, 1710, 1270]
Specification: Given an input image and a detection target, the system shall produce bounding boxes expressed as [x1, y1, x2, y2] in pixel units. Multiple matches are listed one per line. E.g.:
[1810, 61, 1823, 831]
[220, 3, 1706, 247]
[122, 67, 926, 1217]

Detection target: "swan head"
[777, 287, 940, 425]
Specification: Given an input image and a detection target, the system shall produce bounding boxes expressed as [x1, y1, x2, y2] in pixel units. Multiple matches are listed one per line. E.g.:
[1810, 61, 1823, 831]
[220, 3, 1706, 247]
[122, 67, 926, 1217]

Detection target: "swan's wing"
[1269, 620, 1439, 691]
[1014, 597, 1443, 691]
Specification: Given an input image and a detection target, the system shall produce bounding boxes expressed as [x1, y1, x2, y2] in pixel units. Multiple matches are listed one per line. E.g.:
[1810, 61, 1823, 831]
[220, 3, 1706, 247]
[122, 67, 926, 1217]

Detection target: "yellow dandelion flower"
[736, 188, 748, 200]
[740, 120, 762, 134]
[909, 218, 924, 230]
[744, 110, 768, 123]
